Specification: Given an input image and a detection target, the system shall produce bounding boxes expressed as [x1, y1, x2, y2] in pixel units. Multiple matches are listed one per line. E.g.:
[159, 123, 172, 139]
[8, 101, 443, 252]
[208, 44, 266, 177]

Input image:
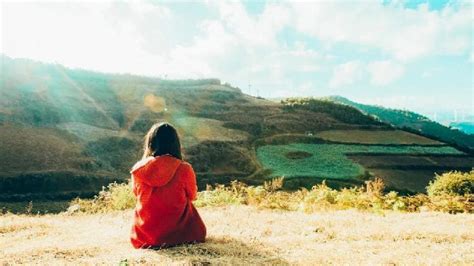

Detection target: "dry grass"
[70, 176, 473, 215]
[1, 206, 473, 265]
[2, 175, 471, 264]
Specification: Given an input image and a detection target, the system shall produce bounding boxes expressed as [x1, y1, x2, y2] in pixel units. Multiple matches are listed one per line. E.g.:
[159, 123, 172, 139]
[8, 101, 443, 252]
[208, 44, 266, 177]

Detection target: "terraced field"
[347, 154, 474, 169]
[256, 143, 464, 190]
[348, 154, 474, 193]
[174, 116, 249, 147]
[315, 130, 443, 145]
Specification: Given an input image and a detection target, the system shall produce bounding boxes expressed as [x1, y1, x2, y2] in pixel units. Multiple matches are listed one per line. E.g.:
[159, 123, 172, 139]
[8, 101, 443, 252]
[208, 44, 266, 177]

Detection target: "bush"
[427, 170, 474, 197]
[281, 98, 382, 125]
[426, 194, 472, 213]
[194, 182, 246, 207]
[299, 180, 407, 212]
[69, 182, 135, 214]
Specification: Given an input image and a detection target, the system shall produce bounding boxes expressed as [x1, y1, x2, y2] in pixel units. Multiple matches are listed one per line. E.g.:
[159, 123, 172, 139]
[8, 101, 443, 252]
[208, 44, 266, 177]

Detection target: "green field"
[256, 144, 463, 181]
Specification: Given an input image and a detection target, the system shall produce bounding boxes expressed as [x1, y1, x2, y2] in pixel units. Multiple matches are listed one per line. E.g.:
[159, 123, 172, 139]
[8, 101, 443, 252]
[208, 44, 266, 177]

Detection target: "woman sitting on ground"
[130, 122, 206, 249]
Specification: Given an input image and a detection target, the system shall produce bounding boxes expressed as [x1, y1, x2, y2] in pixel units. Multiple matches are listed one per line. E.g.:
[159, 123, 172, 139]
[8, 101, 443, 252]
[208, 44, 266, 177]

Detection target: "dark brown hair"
[142, 122, 182, 160]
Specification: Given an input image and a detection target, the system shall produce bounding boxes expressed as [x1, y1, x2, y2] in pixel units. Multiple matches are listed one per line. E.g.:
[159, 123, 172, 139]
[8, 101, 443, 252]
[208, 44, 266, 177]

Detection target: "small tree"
[427, 170, 474, 197]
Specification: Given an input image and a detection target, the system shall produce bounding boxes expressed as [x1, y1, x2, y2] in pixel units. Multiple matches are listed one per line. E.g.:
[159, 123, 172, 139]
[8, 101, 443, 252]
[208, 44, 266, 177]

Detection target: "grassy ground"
[1, 206, 473, 265]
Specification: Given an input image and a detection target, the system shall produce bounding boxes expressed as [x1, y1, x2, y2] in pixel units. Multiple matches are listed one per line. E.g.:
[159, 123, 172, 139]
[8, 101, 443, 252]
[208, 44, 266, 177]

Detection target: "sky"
[1, 0, 473, 118]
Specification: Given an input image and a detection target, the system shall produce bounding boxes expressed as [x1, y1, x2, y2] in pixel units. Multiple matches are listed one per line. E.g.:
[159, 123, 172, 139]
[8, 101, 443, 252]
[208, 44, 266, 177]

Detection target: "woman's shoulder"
[130, 156, 156, 173]
[178, 160, 194, 171]
[131, 156, 192, 171]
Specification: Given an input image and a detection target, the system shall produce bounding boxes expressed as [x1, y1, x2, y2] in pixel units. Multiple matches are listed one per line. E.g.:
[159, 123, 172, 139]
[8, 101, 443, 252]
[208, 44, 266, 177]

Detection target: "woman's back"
[130, 155, 206, 248]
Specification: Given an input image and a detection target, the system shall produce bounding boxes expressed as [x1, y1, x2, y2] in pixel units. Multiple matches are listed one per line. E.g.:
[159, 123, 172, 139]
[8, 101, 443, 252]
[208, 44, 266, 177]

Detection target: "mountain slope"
[1, 56, 472, 198]
[327, 96, 474, 152]
[450, 121, 474, 135]
[1, 56, 391, 198]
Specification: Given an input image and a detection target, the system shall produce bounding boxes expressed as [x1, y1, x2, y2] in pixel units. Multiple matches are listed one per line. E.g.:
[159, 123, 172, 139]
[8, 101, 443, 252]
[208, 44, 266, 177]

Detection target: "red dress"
[130, 155, 206, 248]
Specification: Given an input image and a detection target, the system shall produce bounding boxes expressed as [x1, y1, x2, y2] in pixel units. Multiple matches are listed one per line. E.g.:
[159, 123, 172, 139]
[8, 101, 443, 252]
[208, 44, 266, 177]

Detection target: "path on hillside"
[1, 206, 473, 264]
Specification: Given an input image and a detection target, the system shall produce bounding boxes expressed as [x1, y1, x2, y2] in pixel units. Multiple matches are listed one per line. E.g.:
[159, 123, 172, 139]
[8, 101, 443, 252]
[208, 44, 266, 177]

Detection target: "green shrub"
[69, 182, 135, 213]
[194, 182, 246, 207]
[281, 98, 381, 125]
[427, 194, 471, 213]
[299, 179, 408, 212]
[427, 170, 474, 197]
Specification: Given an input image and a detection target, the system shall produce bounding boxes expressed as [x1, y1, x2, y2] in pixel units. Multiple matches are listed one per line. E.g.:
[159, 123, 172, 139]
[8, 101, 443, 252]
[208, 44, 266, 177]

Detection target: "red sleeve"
[183, 164, 198, 201]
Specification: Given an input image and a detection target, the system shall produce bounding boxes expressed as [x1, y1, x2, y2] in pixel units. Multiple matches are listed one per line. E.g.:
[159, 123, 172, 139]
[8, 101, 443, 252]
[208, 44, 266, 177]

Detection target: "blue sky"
[1, 0, 472, 117]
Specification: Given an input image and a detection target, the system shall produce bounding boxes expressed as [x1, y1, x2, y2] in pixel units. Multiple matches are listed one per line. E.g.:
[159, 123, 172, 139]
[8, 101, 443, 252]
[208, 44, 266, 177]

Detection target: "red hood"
[131, 155, 182, 187]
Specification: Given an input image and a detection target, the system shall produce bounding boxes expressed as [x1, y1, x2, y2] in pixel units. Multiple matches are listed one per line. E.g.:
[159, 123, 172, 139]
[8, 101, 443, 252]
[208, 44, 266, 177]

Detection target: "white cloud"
[163, 1, 322, 94]
[421, 71, 432, 79]
[213, 2, 291, 48]
[291, 1, 472, 61]
[329, 61, 363, 88]
[367, 60, 404, 86]
[1, 1, 173, 76]
[1, 0, 471, 102]
[165, 20, 237, 78]
[301, 64, 320, 72]
[358, 95, 437, 111]
[358, 94, 472, 114]
[294, 82, 314, 95]
[330, 59, 404, 89]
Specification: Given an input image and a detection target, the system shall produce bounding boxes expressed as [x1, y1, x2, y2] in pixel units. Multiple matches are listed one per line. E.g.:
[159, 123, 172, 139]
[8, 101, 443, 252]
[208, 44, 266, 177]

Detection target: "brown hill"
[1, 56, 471, 198]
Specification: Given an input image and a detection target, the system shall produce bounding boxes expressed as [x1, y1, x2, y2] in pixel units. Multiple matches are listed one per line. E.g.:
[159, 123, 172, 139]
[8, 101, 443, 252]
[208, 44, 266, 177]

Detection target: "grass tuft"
[69, 182, 136, 214]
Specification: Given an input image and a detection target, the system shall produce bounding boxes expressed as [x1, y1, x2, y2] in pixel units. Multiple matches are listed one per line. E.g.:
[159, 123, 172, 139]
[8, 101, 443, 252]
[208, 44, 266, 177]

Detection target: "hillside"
[1, 56, 473, 199]
[327, 96, 474, 151]
[1, 206, 473, 264]
[1, 56, 269, 198]
[450, 121, 474, 135]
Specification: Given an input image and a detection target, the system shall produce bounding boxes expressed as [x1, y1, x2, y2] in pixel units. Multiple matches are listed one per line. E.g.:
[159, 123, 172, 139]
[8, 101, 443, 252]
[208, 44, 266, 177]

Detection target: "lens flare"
[144, 94, 166, 113]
